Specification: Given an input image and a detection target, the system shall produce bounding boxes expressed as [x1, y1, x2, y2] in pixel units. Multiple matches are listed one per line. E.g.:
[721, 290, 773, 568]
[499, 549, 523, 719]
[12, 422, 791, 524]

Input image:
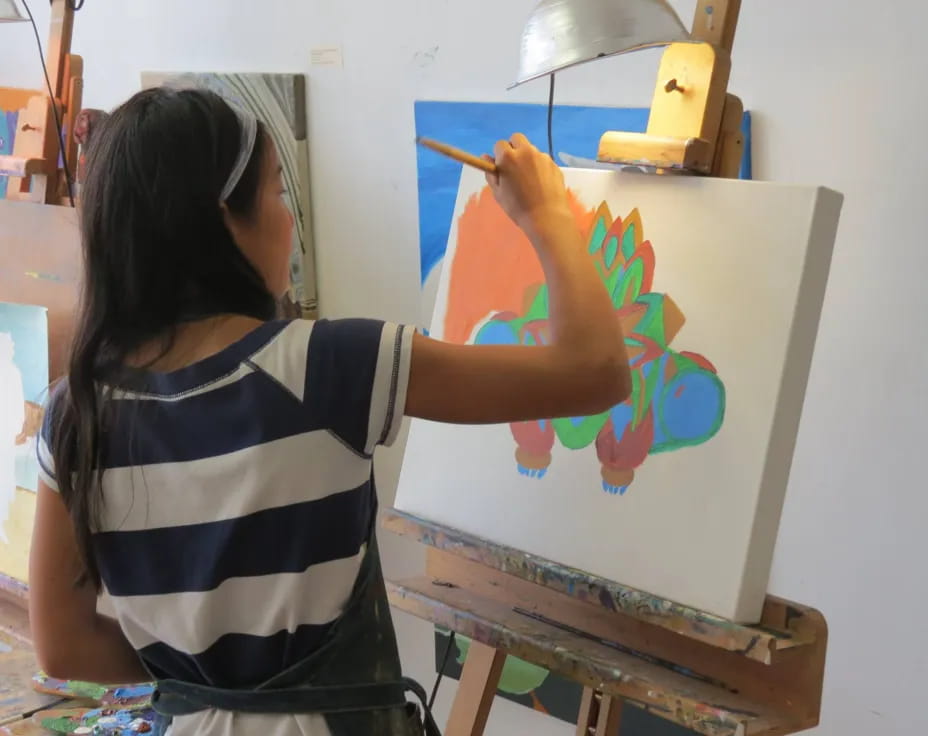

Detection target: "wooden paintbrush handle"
[416, 137, 497, 174]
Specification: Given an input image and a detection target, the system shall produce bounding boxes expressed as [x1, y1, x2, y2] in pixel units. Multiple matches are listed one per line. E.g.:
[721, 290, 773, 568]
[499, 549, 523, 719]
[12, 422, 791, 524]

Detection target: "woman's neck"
[126, 314, 266, 372]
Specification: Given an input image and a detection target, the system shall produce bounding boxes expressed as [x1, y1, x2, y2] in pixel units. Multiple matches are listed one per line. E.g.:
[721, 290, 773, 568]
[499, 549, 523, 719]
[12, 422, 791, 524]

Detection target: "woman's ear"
[220, 201, 245, 247]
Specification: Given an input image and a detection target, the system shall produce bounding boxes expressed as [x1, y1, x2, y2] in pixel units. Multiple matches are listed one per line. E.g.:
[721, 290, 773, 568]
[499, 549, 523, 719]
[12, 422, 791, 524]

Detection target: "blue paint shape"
[113, 684, 155, 700]
[659, 370, 724, 444]
[476, 320, 518, 346]
[414, 101, 753, 285]
[0, 109, 19, 200]
[518, 465, 548, 479]
[602, 481, 629, 496]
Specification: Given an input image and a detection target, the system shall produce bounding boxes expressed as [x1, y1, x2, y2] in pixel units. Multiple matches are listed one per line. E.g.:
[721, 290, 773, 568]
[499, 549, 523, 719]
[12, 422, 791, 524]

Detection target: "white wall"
[4, 1, 927, 733]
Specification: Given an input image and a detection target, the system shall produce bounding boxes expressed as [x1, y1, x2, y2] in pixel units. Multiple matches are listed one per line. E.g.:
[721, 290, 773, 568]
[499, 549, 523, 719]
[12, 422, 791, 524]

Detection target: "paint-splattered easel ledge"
[385, 509, 829, 736]
[383, 510, 814, 666]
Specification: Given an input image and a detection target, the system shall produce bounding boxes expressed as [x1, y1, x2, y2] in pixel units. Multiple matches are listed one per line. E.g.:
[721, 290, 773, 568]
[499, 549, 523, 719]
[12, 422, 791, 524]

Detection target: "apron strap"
[154, 676, 441, 735]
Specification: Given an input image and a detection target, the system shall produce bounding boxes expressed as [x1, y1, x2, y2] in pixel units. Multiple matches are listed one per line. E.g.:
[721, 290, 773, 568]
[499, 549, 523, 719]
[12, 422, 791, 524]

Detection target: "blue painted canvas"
[414, 100, 753, 285]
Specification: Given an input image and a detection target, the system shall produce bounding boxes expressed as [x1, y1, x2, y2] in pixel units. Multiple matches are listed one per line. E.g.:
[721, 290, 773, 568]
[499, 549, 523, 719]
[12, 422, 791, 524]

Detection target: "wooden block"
[0, 158, 47, 178]
[445, 640, 506, 736]
[646, 42, 731, 154]
[596, 132, 713, 173]
[6, 96, 55, 203]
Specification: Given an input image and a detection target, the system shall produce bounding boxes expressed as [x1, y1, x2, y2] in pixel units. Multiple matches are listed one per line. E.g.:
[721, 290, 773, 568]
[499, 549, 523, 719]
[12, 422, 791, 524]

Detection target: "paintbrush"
[416, 137, 497, 174]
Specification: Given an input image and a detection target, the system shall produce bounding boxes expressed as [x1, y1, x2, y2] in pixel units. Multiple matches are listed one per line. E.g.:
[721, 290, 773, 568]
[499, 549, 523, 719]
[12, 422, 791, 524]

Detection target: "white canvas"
[395, 167, 843, 623]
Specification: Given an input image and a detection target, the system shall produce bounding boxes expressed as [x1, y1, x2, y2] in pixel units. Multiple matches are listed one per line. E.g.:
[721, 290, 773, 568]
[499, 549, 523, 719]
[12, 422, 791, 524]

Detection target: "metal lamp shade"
[0, 0, 26, 22]
[511, 0, 690, 87]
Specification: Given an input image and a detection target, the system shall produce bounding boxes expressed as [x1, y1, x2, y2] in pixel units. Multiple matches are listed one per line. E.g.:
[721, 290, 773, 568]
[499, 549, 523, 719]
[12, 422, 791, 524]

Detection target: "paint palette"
[31, 675, 154, 707]
[31, 704, 156, 734]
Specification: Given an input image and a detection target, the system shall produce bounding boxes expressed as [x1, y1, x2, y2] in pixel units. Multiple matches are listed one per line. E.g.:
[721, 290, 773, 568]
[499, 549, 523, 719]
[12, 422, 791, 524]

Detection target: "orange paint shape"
[443, 187, 596, 345]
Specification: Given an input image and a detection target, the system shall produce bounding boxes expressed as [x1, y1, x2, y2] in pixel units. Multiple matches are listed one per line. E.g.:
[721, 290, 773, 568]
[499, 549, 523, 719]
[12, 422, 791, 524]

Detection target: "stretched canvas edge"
[733, 186, 845, 622]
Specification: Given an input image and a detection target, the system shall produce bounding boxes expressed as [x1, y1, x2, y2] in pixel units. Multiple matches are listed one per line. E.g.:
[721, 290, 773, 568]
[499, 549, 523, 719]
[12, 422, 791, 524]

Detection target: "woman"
[29, 87, 630, 735]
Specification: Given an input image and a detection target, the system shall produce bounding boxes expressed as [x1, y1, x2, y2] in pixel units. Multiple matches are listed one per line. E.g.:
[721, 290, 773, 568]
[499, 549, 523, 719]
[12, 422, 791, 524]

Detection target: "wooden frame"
[384, 510, 827, 736]
[597, 0, 744, 176]
[1, 0, 82, 205]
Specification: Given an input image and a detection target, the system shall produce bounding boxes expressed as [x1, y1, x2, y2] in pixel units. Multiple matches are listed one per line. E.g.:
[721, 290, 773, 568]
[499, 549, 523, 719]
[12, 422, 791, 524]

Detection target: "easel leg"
[595, 695, 624, 736]
[445, 641, 506, 736]
[577, 688, 625, 736]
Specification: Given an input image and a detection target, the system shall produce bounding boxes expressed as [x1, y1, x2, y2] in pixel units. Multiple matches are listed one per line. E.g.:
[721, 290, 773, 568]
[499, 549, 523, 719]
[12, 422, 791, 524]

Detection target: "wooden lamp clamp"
[597, 0, 745, 178]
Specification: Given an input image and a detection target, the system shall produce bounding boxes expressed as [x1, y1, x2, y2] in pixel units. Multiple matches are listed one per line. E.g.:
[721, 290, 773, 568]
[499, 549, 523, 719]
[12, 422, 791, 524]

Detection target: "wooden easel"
[383, 511, 827, 736]
[597, 0, 745, 177]
[0, 0, 83, 205]
[385, 3, 828, 735]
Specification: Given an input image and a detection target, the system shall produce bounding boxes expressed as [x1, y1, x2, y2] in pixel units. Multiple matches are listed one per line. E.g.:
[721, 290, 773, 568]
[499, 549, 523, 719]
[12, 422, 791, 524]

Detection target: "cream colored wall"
[4, 1, 926, 732]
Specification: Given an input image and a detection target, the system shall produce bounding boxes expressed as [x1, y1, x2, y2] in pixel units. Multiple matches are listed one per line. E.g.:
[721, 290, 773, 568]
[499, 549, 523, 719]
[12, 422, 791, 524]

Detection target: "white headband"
[220, 107, 258, 202]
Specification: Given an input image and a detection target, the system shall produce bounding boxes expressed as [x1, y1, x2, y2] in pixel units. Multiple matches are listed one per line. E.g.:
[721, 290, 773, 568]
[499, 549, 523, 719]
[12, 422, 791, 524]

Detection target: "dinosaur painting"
[443, 187, 725, 496]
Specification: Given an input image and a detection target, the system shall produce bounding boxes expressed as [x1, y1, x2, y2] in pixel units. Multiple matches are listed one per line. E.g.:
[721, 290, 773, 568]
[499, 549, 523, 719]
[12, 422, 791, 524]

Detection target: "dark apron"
[149, 522, 441, 736]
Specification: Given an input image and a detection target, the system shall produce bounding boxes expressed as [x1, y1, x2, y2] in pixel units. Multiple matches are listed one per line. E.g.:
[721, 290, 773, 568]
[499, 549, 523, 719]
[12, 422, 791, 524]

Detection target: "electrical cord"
[547, 73, 555, 160]
[428, 631, 457, 711]
[21, 0, 78, 206]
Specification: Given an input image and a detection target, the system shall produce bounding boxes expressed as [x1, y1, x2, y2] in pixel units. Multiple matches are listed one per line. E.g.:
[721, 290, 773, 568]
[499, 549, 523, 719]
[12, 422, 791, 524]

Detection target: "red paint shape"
[512, 419, 555, 455]
[595, 411, 654, 472]
[679, 351, 718, 373]
[635, 241, 656, 295]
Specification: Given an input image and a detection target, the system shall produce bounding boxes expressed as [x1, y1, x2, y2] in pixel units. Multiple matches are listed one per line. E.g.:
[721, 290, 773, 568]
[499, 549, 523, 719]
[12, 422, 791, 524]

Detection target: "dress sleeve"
[305, 319, 414, 456]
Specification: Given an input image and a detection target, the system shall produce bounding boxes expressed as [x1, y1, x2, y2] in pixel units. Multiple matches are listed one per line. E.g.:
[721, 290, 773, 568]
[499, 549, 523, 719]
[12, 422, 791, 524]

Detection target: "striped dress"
[37, 318, 414, 736]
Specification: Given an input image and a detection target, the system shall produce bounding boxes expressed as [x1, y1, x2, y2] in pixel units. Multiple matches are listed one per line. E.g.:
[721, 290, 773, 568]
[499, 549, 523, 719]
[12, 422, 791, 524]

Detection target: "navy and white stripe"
[37, 318, 413, 702]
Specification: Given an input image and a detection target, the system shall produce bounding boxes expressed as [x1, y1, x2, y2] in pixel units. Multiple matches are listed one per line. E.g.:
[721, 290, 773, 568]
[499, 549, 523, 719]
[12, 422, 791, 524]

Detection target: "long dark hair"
[52, 87, 278, 589]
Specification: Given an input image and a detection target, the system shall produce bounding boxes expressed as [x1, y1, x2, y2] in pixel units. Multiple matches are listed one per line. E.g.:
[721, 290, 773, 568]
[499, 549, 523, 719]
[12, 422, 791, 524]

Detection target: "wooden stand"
[597, 0, 744, 177]
[0, 0, 83, 204]
[383, 510, 827, 736]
